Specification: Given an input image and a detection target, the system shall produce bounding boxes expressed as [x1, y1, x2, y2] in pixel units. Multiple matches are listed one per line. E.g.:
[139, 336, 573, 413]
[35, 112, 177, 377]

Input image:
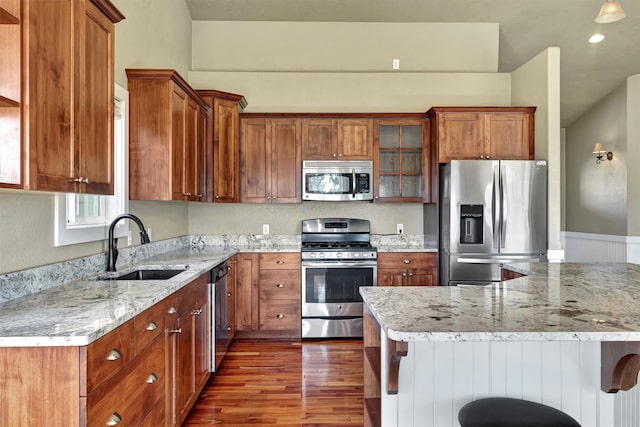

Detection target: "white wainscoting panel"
[381, 339, 628, 427]
[562, 232, 627, 263]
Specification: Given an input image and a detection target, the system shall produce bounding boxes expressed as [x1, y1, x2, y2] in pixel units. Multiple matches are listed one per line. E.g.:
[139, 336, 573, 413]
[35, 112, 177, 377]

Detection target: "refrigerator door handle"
[457, 256, 542, 264]
[492, 165, 500, 249]
[500, 165, 506, 248]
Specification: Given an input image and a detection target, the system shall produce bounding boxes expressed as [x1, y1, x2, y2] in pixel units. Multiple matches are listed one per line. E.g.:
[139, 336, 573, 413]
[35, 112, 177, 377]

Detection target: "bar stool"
[458, 397, 581, 427]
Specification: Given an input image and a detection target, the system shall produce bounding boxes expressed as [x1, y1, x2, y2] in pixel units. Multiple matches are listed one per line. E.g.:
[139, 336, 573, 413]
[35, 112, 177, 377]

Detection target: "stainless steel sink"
[97, 269, 186, 281]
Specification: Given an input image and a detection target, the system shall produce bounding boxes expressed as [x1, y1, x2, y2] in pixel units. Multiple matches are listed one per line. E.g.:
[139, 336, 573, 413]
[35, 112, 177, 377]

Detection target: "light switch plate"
[263, 224, 270, 235]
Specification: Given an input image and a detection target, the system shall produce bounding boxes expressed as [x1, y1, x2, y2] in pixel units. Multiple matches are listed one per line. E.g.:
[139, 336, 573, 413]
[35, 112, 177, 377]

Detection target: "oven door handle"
[302, 261, 378, 268]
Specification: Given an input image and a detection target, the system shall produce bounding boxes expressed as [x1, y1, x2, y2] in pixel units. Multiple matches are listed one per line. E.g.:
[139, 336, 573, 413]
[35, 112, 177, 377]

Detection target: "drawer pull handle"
[402, 272, 407, 277]
[276, 283, 284, 288]
[167, 306, 178, 314]
[146, 321, 158, 331]
[227, 292, 232, 297]
[276, 314, 285, 319]
[192, 309, 202, 316]
[106, 349, 122, 361]
[408, 273, 414, 277]
[403, 259, 411, 264]
[146, 373, 159, 384]
[106, 412, 122, 426]
[170, 328, 182, 334]
[227, 326, 232, 331]
[276, 260, 285, 264]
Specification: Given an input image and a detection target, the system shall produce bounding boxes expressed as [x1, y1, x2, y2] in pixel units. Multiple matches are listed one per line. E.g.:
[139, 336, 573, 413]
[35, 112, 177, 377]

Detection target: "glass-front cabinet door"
[374, 119, 428, 202]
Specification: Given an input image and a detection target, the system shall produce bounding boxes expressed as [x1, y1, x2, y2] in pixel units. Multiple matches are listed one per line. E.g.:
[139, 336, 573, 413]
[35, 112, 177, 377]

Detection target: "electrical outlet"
[263, 224, 270, 235]
[392, 58, 400, 70]
[397, 224, 404, 234]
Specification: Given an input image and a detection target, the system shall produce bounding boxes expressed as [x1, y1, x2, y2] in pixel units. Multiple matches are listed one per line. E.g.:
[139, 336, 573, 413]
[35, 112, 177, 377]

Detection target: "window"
[54, 84, 129, 246]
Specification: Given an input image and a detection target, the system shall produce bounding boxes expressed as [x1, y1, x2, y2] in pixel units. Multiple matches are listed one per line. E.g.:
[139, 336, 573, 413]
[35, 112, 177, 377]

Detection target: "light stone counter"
[0, 248, 236, 347]
[361, 262, 640, 342]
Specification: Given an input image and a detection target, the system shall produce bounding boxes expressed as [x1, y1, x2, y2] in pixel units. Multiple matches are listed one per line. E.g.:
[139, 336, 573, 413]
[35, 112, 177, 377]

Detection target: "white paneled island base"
[362, 263, 640, 427]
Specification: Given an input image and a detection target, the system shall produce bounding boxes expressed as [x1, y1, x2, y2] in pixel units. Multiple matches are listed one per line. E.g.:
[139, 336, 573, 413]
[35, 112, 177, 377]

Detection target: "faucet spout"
[106, 213, 151, 272]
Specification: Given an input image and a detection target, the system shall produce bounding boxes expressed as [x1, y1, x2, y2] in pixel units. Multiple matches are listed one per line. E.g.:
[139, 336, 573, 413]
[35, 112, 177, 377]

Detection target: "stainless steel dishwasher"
[209, 261, 229, 372]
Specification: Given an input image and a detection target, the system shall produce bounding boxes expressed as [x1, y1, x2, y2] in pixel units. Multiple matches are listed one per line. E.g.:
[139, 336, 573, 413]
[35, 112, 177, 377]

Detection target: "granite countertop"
[0, 248, 236, 347]
[361, 262, 640, 343]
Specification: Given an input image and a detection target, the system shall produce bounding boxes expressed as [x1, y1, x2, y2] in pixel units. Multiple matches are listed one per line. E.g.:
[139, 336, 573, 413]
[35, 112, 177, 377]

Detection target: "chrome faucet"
[106, 214, 151, 272]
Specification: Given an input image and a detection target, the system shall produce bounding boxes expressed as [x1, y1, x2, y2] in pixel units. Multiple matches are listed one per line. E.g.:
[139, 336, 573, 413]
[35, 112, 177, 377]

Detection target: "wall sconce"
[593, 142, 613, 164]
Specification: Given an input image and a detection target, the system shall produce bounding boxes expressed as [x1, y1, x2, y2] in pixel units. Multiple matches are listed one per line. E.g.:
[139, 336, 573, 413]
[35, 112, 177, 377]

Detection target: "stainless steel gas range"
[301, 218, 377, 339]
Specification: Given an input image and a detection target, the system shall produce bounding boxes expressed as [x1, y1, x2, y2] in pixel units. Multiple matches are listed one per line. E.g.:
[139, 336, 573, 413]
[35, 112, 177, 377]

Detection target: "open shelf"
[0, 6, 19, 24]
[364, 346, 381, 383]
[0, 95, 18, 108]
[364, 397, 381, 427]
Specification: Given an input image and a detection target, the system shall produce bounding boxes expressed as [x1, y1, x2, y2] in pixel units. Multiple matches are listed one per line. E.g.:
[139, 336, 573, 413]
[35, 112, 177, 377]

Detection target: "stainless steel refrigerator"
[439, 160, 547, 286]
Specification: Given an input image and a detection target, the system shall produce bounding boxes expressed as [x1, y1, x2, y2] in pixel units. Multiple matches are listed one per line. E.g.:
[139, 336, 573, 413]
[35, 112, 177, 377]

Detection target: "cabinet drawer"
[86, 318, 135, 393]
[259, 253, 301, 270]
[259, 270, 301, 299]
[135, 301, 167, 355]
[377, 252, 437, 270]
[140, 397, 166, 427]
[259, 300, 300, 330]
[87, 333, 165, 427]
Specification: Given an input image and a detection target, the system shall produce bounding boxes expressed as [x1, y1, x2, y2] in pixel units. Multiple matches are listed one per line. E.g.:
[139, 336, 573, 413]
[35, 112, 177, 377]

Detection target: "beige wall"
[627, 74, 640, 236]
[511, 47, 562, 252]
[192, 22, 499, 73]
[112, 0, 193, 87]
[189, 202, 425, 235]
[0, 0, 194, 275]
[565, 83, 627, 235]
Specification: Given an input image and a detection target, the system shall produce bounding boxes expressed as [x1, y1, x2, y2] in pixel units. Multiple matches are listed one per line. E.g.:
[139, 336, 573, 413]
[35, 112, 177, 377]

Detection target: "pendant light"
[595, 0, 627, 23]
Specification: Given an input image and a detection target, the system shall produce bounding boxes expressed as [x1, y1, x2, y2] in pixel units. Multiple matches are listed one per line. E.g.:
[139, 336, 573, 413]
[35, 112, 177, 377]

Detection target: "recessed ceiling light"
[589, 33, 605, 43]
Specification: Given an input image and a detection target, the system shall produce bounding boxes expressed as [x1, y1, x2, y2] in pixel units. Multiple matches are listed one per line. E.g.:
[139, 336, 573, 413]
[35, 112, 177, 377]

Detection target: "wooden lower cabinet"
[235, 252, 302, 338]
[168, 273, 210, 427]
[0, 272, 210, 427]
[377, 252, 438, 286]
[501, 268, 526, 281]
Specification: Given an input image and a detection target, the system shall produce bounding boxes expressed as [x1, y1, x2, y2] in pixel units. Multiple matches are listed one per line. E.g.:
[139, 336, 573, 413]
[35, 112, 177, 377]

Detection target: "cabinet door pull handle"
[146, 321, 158, 331]
[170, 328, 182, 334]
[106, 349, 122, 361]
[106, 412, 122, 426]
[227, 326, 232, 331]
[276, 260, 285, 264]
[192, 309, 202, 316]
[167, 306, 178, 314]
[276, 283, 284, 288]
[486, 155, 490, 159]
[197, 194, 203, 198]
[227, 292, 232, 297]
[408, 272, 414, 277]
[276, 314, 285, 319]
[402, 272, 407, 277]
[146, 373, 159, 384]
[403, 259, 411, 264]
[215, 195, 220, 199]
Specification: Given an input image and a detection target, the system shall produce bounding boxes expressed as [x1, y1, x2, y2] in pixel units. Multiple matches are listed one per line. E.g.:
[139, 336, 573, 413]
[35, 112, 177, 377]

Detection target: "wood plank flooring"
[183, 339, 364, 426]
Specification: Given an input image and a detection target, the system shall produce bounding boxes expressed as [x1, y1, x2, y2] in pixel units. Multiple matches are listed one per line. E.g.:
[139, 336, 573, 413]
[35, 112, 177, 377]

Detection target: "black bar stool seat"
[458, 397, 582, 427]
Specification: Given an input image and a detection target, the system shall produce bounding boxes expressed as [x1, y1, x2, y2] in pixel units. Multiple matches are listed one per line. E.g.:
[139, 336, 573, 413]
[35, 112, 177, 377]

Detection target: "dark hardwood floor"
[183, 339, 364, 426]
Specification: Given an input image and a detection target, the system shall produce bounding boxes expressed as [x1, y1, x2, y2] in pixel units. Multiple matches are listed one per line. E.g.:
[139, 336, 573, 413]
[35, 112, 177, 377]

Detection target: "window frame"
[53, 83, 130, 246]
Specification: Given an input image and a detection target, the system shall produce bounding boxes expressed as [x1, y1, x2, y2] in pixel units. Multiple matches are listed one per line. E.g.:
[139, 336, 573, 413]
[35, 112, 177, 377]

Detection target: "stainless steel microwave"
[302, 160, 373, 201]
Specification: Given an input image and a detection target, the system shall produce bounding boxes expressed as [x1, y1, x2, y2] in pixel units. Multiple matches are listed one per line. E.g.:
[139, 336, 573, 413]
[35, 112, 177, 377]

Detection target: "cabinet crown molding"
[125, 68, 209, 109]
[90, 0, 125, 23]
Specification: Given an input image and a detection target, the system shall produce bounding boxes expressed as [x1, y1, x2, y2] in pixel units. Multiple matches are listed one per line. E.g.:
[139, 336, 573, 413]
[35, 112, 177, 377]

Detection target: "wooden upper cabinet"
[374, 118, 429, 202]
[127, 69, 209, 201]
[3, 0, 124, 193]
[197, 90, 247, 203]
[301, 118, 373, 160]
[427, 107, 536, 163]
[240, 118, 301, 203]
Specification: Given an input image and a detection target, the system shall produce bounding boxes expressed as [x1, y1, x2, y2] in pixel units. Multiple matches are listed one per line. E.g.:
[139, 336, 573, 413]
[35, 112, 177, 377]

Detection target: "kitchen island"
[361, 262, 640, 427]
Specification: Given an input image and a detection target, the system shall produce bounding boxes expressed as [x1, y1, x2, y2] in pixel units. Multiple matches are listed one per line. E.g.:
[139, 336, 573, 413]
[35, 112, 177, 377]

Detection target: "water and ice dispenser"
[460, 205, 483, 244]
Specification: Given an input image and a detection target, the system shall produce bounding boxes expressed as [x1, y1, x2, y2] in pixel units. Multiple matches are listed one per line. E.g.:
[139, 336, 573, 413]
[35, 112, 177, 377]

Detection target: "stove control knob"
[362, 253, 368, 257]
[319, 253, 325, 258]
[353, 252, 360, 257]
[336, 252, 342, 258]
